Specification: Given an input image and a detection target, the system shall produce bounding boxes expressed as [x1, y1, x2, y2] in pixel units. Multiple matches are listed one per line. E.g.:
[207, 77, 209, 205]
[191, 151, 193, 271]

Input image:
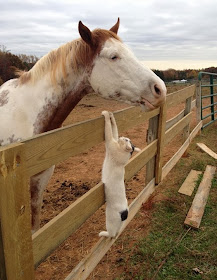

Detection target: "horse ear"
[110, 18, 120, 34]
[78, 21, 93, 46]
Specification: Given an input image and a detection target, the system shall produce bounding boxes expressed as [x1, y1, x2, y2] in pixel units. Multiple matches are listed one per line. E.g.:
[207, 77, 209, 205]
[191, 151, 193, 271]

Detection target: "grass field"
[114, 121, 217, 280]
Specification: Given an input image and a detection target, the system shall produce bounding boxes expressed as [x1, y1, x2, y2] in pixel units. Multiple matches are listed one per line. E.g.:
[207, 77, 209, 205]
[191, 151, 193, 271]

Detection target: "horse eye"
[111, 56, 118, 60]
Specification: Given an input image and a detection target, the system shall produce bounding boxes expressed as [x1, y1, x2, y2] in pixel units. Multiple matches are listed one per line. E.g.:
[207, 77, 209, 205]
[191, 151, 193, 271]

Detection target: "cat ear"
[134, 147, 141, 152]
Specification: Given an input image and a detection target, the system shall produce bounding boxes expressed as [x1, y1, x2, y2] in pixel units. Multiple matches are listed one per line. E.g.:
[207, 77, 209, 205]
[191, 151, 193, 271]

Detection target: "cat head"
[118, 137, 141, 156]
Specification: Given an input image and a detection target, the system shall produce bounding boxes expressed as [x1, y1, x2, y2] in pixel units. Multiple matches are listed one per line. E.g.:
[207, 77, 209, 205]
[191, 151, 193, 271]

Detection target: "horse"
[0, 18, 166, 232]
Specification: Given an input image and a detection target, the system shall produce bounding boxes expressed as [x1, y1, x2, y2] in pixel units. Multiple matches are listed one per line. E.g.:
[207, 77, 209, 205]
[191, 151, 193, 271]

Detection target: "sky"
[1, 0, 217, 70]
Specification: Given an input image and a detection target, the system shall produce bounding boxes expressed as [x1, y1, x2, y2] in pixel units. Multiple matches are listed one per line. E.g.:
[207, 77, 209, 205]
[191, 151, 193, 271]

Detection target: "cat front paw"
[101, 110, 110, 118]
[109, 112, 116, 123]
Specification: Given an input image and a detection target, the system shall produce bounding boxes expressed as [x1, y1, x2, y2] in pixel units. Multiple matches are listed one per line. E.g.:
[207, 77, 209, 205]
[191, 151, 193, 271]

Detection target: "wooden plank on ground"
[32, 140, 157, 267]
[184, 165, 216, 229]
[197, 143, 217, 160]
[0, 144, 35, 280]
[178, 170, 202, 196]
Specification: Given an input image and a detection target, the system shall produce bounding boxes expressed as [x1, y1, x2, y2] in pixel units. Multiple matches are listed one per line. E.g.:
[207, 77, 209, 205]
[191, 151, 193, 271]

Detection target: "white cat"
[99, 111, 141, 238]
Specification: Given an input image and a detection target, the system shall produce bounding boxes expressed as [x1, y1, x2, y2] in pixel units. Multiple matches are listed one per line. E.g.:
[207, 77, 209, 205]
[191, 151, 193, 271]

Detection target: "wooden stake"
[184, 165, 216, 229]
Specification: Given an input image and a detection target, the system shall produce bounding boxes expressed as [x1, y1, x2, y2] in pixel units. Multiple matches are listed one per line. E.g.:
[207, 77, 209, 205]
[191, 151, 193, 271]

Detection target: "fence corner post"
[0, 143, 35, 280]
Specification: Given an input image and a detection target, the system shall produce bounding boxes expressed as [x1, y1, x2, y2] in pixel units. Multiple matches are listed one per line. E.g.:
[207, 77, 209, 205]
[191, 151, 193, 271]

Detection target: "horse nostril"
[154, 84, 161, 96]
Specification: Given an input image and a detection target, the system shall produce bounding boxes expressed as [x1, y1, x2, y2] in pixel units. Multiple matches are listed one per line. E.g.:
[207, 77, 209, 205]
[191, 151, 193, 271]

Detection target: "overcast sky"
[1, 0, 217, 70]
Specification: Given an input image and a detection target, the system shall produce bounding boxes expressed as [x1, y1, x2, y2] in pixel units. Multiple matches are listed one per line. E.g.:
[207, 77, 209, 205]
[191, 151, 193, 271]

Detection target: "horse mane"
[18, 29, 121, 86]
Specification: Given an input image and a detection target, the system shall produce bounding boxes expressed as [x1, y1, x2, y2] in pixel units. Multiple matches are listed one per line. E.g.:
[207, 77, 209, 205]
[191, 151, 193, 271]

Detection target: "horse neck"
[33, 69, 91, 134]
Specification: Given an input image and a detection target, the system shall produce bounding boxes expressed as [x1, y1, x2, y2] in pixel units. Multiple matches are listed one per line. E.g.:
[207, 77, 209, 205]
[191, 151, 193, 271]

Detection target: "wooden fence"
[0, 84, 202, 280]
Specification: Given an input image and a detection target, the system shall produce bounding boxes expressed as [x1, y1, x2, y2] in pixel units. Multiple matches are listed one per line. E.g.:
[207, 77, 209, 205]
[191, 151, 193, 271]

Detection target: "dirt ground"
[35, 84, 199, 280]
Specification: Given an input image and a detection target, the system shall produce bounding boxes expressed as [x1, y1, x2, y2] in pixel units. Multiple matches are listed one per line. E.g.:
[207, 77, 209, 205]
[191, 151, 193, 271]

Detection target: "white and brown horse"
[0, 18, 166, 232]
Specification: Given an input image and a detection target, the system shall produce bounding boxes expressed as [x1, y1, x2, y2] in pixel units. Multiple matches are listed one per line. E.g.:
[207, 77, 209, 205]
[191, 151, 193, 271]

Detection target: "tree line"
[153, 66, 217, 82]
[0, 45, 39, 85]
[1, 45, 217, 86]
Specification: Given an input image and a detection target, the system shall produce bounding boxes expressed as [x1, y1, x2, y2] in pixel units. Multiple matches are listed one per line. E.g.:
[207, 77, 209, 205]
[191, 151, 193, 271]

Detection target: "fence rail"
[0, 84, 201, 280]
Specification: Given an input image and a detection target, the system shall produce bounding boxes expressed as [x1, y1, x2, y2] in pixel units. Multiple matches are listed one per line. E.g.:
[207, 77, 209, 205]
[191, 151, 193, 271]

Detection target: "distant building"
[172, 79, 187, 84]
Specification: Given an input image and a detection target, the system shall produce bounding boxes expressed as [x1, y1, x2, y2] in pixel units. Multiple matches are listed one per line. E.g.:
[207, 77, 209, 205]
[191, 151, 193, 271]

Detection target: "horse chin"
[133, 98, 156, 112]
[140, 104, 149, 112]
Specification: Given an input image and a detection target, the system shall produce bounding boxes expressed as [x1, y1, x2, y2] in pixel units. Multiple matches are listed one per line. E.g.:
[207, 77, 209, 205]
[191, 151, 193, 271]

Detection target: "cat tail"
[99, 231, 110, 237]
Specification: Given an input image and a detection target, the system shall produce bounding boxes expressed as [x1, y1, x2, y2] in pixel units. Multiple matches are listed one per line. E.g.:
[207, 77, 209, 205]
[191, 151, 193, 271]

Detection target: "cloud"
[1, 0, 217, 69]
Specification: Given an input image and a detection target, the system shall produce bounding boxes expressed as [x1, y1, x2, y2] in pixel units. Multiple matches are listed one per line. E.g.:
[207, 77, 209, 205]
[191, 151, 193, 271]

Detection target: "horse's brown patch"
[33, 99, 57, 134]
[0, 90, 9, 106]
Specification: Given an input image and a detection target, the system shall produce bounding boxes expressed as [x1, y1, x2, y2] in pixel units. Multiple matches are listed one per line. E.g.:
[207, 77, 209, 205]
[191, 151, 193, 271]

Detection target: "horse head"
[79, 18, 166, 111]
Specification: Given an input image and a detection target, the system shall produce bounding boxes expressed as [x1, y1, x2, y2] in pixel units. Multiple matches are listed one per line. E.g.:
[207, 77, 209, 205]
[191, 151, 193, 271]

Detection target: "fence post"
[146, 115, 159, 184]
[196, 81, 201, 123]
[0, 143, 35, 280]
[183, 95, 193, 141]
[155, 103, 166, 184]
[146, 103, 166, 185]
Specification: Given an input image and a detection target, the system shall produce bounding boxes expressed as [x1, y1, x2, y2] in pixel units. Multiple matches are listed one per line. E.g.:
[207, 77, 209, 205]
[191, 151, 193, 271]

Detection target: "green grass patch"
[118, 177, 217, 279]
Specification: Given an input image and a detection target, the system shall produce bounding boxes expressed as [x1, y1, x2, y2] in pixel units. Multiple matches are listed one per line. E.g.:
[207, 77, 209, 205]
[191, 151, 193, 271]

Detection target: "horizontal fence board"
[65, 178, 156, 280]
[24, 106, 159, 177]
[164, 112, 192, 146]
[166, 109, 185, 131]
[166, 85, 195, 109]
[32, 140, 157, 267]
[32, 182, 104, 268]
[165, 99, 195, 131]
